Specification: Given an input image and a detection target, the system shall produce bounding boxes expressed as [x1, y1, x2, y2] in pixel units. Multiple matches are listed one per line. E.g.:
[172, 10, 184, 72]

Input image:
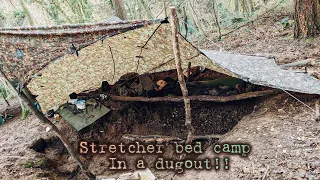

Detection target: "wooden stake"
[0, 71, 95, 179]
[187, 62, 191, 82]
[170, 6, 194, 143]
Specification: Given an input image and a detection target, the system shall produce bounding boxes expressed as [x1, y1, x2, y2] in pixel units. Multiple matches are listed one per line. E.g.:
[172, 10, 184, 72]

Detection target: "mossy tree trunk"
[294, 0, 320, 38]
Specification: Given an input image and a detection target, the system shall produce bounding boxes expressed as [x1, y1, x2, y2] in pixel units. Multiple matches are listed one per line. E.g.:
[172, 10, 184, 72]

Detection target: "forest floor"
[0, 12, 319, 180]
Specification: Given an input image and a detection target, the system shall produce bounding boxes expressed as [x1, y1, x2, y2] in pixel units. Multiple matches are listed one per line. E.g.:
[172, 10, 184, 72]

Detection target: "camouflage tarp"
[0, 20, 160, 82]
[25, 22, 232, 111]
[1, 20, 232, 112]
[1, 20, 319, 112]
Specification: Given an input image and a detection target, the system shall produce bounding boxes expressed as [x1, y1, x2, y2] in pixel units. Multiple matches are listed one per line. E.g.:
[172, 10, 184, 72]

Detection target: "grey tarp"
[201, 50, 320, 95]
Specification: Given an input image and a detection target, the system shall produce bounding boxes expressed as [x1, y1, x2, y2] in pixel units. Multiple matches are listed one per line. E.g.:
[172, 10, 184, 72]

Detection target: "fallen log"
[112, 89, 280, 102]
[279, 58, 318, 69]
[122, 134, 184, 143]
[121, 134, 222, 143]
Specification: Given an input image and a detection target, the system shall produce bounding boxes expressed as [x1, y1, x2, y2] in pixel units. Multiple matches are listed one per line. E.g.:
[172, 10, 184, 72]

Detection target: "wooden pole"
[170, 6, 194, 143]
[0, 71, 95, 179]
[279, 59, 317, 69]
[187, 62, 191, 82]
[111, 89, 279, 102]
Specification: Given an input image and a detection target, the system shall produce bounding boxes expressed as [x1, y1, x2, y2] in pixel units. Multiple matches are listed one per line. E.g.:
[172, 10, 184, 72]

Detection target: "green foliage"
[279, 17, 295, 30]
[69, 0, 93, 23]
[45, 0, 93, 24]
[24, 159, 48, 168]
[13, 10, 26, 25]
[23, 161, 35, 168]
[0, 10, 5, 20]
[83, 0, 93, 21]
[0, 84, 14, 100]
[305, 37, 313, 43]
[281, 17, 289, 29]
[215, 2, 233, 27]
[232, 17, 246, 23]
[21, 107, 30, 120]
[0, 86, 9, 99]
[48, 3, 60, 24]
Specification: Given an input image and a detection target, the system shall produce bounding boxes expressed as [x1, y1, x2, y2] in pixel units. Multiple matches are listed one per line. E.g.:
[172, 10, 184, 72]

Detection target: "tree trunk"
[169, 7, 195, 143]
[235, 0, 240, 17]
[140, 0, 153, 19]
[187, 0, 206, 36]
[212, 0, 222, 39]
[294, 0, 320, 38]
[111, 0, 127, 20]
[241, 0, 249, 16]
[164, 0, 167, 17]
[19, 0, 34, 26]
[248, 0, 255, 13]
[52, 1, 74, 23]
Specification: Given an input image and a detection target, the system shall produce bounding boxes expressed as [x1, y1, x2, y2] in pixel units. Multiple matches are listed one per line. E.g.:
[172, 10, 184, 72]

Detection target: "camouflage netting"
[0, 20, 233, 112]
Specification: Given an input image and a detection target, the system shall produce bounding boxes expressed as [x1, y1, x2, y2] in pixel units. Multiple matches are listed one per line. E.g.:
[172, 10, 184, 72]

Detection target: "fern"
[21, 107, 30, 120]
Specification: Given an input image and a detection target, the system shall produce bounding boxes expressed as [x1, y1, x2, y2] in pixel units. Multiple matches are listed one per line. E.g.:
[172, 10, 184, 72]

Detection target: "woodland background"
[0, 0, 294, 42]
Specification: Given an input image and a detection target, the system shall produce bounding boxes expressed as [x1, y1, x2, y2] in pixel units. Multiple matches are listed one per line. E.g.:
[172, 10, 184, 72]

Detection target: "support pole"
[170, 6, 195, 143]
[0, 71, 95, 179]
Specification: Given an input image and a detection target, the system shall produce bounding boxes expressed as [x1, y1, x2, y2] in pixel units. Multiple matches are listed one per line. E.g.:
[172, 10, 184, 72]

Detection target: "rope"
[280, 88, 317, 113]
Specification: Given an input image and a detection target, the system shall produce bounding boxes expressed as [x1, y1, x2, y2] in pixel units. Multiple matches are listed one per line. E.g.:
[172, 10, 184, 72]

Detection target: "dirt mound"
[172, 94, 320, 180]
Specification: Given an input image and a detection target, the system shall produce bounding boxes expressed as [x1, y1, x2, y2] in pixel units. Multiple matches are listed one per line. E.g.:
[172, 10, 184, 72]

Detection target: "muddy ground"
[0, 12, 320, 180]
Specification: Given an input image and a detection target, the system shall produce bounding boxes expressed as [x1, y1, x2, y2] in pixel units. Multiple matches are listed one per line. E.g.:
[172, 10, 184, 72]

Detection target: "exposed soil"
[0, 12, 320, 180]
[0, 98, 59, 179]
[176, 94, 320, 180]
[80, 100, 256, 138]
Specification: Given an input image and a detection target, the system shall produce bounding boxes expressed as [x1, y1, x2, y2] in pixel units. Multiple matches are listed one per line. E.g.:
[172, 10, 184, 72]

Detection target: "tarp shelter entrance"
[24, 20, 233, 112]
[1, 19, 320, 113]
